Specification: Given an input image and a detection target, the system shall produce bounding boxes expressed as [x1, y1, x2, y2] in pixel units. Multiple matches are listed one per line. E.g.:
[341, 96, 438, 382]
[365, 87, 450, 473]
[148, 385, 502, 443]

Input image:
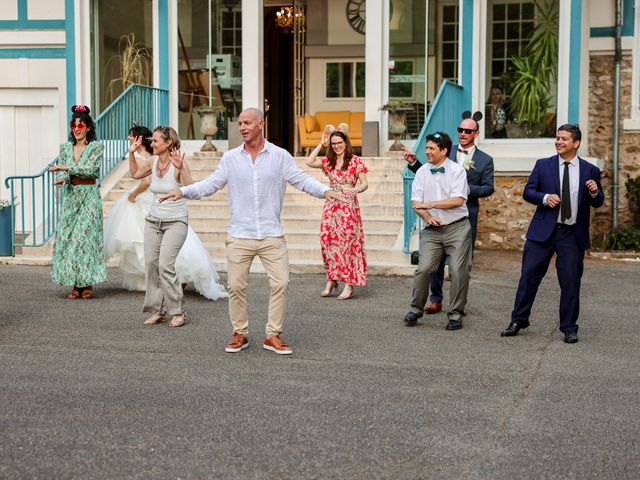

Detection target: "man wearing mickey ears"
[403, 111, 494, 315]
[403, 132, 472, 331]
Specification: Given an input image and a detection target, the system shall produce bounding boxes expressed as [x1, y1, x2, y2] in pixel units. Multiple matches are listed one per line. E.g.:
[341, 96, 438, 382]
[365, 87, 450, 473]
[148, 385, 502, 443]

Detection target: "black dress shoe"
[403, 311, 422, 327]
[501, 322, 528, 337]
[445, 319, 462, 330]
[564, 332, 578, 343]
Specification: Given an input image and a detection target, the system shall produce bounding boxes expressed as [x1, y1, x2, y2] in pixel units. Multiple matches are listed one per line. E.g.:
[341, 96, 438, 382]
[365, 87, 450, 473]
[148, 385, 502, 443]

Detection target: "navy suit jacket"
[523, 155, 604, 251]
[408, 144, 494, 207]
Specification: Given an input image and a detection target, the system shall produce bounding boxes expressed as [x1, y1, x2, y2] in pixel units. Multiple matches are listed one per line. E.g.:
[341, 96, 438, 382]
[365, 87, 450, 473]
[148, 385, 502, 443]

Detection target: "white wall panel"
[27, 0, 65, 20]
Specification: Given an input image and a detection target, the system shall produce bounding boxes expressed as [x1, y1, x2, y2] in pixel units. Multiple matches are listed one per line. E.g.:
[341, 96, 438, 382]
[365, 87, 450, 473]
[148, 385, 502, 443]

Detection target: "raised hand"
[401, 146, 417, 164]
[585, 179, 598, 194]
[169, 148, 186, 170]
[129, 135, 143, 153]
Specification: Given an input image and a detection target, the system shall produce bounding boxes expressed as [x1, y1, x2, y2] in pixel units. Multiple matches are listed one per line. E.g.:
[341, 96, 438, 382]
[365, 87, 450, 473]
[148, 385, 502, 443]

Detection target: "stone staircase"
[103, 152, 415, 275]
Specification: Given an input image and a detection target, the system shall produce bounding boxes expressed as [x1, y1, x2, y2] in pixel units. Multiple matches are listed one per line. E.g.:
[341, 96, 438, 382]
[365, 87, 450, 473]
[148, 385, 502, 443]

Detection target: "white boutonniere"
[463, 159, 475, 171]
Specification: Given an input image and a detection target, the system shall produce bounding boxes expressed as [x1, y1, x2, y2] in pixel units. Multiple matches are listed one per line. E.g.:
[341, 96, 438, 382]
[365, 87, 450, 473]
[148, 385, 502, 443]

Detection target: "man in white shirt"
[160, 108, 344, 355]
[403, 132, 472, 330]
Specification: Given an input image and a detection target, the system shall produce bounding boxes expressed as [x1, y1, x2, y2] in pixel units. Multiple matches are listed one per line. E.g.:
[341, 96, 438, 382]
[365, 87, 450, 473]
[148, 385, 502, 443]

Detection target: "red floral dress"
[320, 155, 368, 286]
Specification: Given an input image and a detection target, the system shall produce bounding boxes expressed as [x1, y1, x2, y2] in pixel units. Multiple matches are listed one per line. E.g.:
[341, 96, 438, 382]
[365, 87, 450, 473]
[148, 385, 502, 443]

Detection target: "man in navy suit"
[404, 113, 494, 313]
[501, 124, 604, 343]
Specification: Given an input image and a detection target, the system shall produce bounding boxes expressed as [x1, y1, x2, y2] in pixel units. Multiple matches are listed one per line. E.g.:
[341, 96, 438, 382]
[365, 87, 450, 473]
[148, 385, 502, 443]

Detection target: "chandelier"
[275, 6, 304, 32]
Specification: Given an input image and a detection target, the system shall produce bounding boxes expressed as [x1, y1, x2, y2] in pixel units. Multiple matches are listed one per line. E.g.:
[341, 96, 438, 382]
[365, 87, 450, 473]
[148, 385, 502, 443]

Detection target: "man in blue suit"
[404, 112, 494, 314]
[501, 124, 604, 343]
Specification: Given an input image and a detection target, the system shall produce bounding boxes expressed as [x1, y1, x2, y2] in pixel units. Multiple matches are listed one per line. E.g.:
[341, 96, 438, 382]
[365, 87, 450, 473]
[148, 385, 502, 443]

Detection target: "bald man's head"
[240, 108, 264, 122]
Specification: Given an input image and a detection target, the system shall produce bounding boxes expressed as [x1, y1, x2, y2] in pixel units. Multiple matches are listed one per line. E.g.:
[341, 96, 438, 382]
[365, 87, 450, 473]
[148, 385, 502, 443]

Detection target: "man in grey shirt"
[161, 108, 344, 355]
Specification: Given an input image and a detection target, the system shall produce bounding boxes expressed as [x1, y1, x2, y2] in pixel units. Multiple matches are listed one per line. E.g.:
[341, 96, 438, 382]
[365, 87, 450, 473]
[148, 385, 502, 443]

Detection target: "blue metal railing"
[3, 84, 169, 256]
[402, 80, 465, 253]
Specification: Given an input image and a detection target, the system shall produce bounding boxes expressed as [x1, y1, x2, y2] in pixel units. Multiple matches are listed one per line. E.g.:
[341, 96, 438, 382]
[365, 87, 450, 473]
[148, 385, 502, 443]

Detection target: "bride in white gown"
[104, 125, 227, 301]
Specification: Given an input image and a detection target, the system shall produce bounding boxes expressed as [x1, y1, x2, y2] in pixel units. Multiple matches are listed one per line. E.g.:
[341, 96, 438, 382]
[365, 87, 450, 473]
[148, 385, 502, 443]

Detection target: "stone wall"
[476, 176, 533, 250]
[589, 53, 640, 241]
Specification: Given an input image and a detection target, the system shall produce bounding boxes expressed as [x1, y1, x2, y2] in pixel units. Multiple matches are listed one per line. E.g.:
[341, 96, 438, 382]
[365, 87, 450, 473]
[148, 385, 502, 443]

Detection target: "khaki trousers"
[410, 219, 472, 321]
[225, 234, 289, 336]
[143, 216, 188, 316]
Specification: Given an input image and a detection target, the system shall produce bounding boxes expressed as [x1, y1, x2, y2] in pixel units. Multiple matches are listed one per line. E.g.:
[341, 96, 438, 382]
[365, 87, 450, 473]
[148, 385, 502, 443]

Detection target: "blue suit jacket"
[523, 155, 604, 251]
[408, 144, 494, 207]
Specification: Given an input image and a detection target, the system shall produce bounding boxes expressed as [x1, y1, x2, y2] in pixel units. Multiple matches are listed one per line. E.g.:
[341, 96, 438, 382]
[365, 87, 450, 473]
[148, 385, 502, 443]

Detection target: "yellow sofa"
[298, 111, 365, 153]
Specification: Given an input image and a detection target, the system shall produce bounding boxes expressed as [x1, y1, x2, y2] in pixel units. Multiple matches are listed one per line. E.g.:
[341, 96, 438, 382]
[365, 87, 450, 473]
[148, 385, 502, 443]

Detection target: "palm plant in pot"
[508, 0, 558, 138]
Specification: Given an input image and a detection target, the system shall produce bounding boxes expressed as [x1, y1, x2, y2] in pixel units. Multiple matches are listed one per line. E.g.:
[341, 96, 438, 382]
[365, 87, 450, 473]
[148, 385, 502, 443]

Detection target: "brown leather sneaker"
[425, 301, 442, 314]
[225, 332, 248, 353]
[263, 334, 293, 355]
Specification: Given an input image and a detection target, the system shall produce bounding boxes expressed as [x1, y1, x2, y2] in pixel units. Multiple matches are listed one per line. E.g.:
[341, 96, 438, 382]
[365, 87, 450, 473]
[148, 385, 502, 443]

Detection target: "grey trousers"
[410, 218, 472, 321]
[143, 215, 188, 316]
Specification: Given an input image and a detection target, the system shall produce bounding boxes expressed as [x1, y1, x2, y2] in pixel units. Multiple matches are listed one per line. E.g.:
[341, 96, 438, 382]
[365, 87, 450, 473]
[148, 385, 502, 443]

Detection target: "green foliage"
[625, 175, 640, 217]
[608, 226, 640, 250]
[607, 175, 640, 250]
[510, 56, 550, 132]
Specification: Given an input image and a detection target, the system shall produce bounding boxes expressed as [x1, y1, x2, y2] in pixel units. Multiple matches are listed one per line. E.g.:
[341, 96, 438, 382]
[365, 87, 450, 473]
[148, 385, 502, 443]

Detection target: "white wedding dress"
[104, 187, 228, 300]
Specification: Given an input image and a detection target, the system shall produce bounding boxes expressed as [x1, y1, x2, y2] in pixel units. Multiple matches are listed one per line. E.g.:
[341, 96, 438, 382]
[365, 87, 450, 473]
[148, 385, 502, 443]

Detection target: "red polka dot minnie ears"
[72, 105, 91, 114]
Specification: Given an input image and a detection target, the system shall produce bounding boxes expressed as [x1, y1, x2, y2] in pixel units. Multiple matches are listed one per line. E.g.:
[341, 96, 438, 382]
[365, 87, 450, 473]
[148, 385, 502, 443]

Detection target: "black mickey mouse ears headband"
[462, 110, 483, 122]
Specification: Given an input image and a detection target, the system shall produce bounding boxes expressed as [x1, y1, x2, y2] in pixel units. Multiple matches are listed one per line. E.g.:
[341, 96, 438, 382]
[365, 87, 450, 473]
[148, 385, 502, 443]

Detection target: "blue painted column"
[567, 0, 582, 124]
[460, 0, 474, 108]
[158, 0, 169, 90]
[65, 0, 76, 113]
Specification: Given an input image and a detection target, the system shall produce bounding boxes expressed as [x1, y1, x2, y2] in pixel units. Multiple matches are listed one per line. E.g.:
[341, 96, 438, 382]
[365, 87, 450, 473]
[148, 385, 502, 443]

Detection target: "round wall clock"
[346, 0, 366, 35]
[346, 0, 393, 35]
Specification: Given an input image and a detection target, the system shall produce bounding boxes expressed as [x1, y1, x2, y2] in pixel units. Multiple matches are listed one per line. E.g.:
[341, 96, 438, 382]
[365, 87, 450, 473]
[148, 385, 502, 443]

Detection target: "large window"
[485, 0, 558, 139]
[387, 0, 426, 140]
[177, 0, 243, 140]
[325, 62, 365, 98]
[92, 0, 153, 113]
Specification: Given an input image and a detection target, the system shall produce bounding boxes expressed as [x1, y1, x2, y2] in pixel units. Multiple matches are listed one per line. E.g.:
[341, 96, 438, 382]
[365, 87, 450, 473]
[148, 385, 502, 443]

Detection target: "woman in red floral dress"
[306, 127, 369, 299]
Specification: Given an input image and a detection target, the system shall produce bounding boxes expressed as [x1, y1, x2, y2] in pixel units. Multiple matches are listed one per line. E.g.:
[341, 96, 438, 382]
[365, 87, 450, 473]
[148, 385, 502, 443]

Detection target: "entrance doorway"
[263, 7, 295, 153]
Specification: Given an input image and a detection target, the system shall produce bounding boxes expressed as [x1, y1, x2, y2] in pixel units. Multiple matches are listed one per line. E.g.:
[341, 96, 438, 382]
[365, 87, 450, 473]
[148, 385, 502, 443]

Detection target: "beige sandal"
[144, 313, 165, 325]
[169, 314, 185, 328]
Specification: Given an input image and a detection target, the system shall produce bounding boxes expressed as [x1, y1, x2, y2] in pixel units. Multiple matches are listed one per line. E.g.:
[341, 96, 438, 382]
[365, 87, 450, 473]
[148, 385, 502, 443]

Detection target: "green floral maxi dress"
[51, 141, 108, 287]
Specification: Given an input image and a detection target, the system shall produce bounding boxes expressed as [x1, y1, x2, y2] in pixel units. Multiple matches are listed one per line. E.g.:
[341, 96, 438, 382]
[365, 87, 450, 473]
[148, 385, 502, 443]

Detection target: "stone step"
[200, 241, 411, 265]
[181, 226, 397, 247]
[181, 155, 409, 170]
[104, 187, 405, 203]
[114, 174, 404, 189]
[103, 200, 405, 218]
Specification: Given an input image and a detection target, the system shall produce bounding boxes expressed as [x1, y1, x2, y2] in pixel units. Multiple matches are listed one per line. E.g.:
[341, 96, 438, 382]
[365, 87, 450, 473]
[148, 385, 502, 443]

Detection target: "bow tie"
[430, 166, 445, 174]
[458, 148, 469, 155]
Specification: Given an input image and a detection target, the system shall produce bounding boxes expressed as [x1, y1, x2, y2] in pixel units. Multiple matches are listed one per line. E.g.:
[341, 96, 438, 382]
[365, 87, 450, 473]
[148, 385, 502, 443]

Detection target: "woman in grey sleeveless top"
[128, 126, 192, 327]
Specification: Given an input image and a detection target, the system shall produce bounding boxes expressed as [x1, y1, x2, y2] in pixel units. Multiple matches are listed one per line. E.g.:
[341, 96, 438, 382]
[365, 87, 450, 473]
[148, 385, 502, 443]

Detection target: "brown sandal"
[67, 287, 81, 300]
[81, 287, 93, 299]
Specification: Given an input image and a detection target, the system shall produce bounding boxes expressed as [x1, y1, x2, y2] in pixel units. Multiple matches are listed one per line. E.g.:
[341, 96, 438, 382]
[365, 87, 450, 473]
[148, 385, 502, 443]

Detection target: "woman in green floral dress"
[49, 105, 107, 299]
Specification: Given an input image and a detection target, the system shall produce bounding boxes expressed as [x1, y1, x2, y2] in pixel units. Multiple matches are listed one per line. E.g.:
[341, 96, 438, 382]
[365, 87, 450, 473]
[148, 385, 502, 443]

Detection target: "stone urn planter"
[380, 102, 415, 151]
[195, 105, 225, 152]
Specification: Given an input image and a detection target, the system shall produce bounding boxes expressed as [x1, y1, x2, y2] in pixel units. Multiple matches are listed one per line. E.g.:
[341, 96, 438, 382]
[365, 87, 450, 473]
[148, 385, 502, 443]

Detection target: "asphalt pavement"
[1, 250, 639, 479]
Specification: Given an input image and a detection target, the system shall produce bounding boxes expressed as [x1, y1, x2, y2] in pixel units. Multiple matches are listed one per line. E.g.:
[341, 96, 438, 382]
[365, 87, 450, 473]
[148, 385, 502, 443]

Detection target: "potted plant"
[380, 101, 415, 151]
[194, 104, 226, 152]
[507, 0, 558, 138]
[0, 199, 14, 256]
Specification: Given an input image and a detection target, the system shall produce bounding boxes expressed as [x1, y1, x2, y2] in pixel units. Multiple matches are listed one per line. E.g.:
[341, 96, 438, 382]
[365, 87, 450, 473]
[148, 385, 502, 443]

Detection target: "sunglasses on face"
[70, 122, 87, 130]
[457, 127, 477, 134]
